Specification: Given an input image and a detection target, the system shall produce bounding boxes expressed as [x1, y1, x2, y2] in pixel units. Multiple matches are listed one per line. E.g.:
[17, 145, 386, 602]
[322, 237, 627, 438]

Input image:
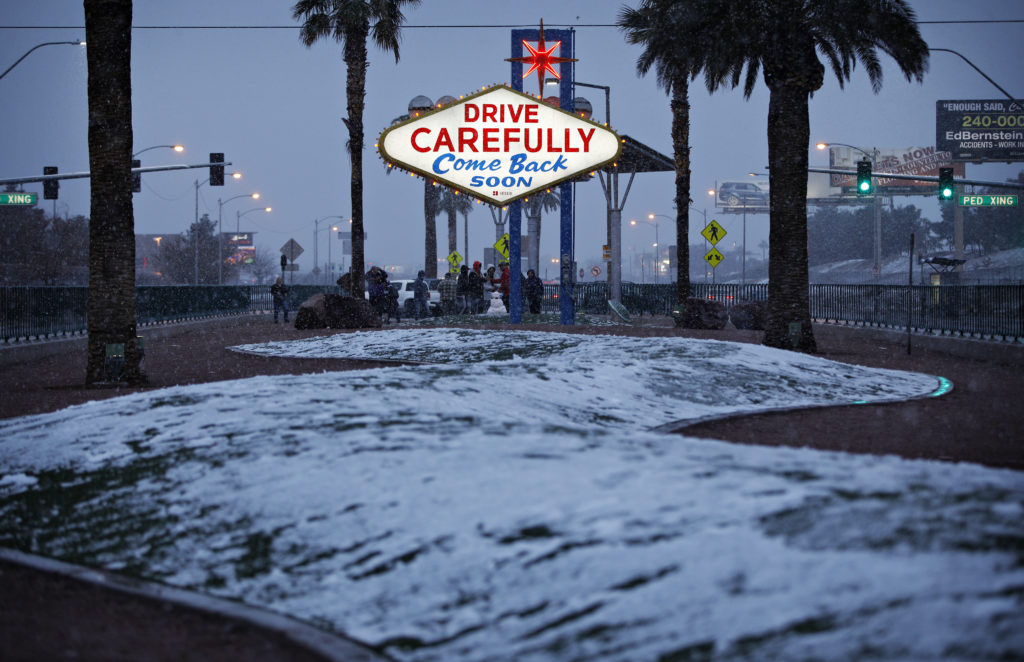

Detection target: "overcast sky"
[1, 0, 1021, 280]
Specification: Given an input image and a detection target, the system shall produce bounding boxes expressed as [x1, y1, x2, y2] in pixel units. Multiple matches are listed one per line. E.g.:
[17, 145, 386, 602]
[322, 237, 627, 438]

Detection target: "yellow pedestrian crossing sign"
[704, 247, 725, 269]
[494, 233, 510, 260]
[701, 220, 726, 246]
[447, 250, 463, 273]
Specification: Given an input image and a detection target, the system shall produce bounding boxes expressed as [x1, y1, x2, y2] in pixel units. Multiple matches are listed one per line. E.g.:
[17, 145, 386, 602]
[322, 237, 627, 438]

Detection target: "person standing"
[367, 267, 388, 322]
[456, 264, 470, 314]
[469, 261, 485, 314]
[525, 269, 544, 314]
[413, 270, 430, 319]
[271, 276, 289, 323]
[438, 271, 458, 315]
[499, 261, 511, 312]
[485, 264, 500, 296]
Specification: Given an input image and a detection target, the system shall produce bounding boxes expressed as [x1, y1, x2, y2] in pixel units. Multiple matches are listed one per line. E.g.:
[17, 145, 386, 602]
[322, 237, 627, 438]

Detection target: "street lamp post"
[574, 80, 621, 302]
[629, 217, 660, 283]
[236, 206, 272, 283]
[0, 40, 85, 81]
[218, 192, 261, 284]
[314, 215, 349, 285]
[816, 141, 881, 278]
[194, 169, 242, 284]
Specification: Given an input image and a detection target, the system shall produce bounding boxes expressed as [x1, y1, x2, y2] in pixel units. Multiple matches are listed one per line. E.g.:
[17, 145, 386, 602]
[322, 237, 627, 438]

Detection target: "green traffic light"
[941, 187, 953, 199]
[859, 181, 871, 192]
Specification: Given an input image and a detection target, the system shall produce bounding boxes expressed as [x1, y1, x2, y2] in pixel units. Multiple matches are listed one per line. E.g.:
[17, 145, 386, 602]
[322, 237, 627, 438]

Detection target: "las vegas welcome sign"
[378, 85, 622, 206]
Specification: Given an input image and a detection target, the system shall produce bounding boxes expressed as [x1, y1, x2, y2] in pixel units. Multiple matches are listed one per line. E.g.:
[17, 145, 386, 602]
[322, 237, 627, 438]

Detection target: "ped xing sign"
[378, 85, 621, 206]
[958, 194, 1018, 207]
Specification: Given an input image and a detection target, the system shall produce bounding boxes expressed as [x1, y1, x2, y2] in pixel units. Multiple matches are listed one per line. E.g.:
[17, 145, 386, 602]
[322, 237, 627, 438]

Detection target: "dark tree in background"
[807, 204, 938, 267]
[619, 0, 719, 307]
[0, 196, 89, 285]
[84, 0, 141, 384]
[293, 0, 421, 297]
[152, 214, 237, 284]
[935, 171, 1024, 255]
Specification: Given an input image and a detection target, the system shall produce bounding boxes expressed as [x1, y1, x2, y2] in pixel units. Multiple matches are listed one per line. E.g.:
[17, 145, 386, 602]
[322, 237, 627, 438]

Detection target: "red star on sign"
[506, 19, 578, 98]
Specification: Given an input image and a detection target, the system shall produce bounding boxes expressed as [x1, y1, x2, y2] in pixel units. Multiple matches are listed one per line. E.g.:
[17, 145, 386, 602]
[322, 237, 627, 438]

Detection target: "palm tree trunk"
[763, 83, 817, 352]
[84, 0, 141, 384]
[424, 181, 437, 278]
[670, 81, 691, 304]
[526, 209, 540, 275]
[344, 24, 368, 297]
[447, 209, 457, 255]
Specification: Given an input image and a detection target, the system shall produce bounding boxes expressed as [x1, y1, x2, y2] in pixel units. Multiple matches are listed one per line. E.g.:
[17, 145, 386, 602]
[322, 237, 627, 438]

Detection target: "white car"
[389, 278, 442, 316]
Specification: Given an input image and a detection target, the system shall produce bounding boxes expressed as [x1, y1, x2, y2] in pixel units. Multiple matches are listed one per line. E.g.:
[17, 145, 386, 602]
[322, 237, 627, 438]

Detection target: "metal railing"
[2, 283, 1021, 342]
[0, 285, 337, 342]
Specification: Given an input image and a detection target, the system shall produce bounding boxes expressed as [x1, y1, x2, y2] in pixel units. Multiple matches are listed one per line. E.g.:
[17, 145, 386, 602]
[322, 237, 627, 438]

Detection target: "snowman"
[485, 290, 507, 315]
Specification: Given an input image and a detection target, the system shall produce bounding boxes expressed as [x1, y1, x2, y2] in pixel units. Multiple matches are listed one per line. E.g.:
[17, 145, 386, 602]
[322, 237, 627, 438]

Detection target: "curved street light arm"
[0, 40, 83, 82]
[133, 144, 183, 158]
[929, 48, 1023, 109]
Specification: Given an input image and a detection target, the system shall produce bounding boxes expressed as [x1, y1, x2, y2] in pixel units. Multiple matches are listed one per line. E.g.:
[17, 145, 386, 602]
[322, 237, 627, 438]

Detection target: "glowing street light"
[133, 144, 184, 157]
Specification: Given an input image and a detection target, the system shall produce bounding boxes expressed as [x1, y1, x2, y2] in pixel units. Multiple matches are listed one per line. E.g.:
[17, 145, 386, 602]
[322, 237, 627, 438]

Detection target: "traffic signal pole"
[0, 160, 234, 188]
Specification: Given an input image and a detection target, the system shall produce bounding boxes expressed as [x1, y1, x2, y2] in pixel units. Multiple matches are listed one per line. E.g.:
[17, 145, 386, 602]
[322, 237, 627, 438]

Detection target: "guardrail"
[3, 283, 1021, 343]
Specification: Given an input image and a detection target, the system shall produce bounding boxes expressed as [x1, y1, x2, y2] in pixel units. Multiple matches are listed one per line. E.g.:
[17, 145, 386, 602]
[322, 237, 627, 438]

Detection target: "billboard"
[224, 232, 255, 265]
[936, 99, 1024, 162]
[714, 180, 769, 211]
[828, 146, 964, 195]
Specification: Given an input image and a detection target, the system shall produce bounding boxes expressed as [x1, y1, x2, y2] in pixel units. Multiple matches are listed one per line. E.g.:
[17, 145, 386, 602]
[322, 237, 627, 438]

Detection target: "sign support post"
[511, 26, 575, 325]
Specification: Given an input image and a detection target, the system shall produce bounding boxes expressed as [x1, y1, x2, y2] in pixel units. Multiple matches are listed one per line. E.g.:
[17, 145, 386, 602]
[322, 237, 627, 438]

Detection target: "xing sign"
[378, 85, 621, 206]
[0, 192, 38, 205]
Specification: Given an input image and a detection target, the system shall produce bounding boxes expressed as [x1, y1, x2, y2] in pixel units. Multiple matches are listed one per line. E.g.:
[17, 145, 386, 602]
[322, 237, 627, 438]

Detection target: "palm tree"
[293, 0, 420, 297]
[523, 190, 560, 275]
[84, 0, 142, 384]
[436, 187, 473, 267]
[619, 0, 716, 308]
[700, 0, 928, 351]
[424, 180, 440, 277]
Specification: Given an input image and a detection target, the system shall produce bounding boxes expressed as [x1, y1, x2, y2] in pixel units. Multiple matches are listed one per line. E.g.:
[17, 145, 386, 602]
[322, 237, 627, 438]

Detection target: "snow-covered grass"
[1, 329, 1021, 661]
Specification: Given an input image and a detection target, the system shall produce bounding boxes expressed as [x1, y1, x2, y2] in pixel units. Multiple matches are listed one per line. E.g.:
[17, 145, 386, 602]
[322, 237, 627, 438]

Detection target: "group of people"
[270, 263, 545, 326]
[366, 266, 406, 323]
[436, 261, 545, 315]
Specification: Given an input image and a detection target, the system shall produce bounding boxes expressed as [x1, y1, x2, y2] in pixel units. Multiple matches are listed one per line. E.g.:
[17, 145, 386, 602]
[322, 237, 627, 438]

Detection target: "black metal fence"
[2, 283, 1022, 342]
[552, 282, 1022, 342]
[0, 285, 335, 342]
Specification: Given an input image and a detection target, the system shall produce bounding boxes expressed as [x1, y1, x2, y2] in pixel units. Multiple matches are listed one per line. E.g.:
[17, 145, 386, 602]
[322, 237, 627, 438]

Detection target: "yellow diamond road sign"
[701, 220, 726, 246]
[704, 247, 724, 269]
[494, 233, 511, 260]
[447, 250, 463, 267]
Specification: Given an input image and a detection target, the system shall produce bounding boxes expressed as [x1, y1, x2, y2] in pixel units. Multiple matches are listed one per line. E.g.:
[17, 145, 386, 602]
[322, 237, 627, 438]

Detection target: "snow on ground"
[1, 329, 1022, 661]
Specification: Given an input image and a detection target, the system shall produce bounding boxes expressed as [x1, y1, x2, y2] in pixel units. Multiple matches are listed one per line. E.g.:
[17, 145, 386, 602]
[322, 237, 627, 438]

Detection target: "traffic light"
[131, 159, 141, 193]
[209, 152, 224, 186]
[856, 160, 873, 195]
[43, 166, 59, 200]
[939, 167, 955, 200]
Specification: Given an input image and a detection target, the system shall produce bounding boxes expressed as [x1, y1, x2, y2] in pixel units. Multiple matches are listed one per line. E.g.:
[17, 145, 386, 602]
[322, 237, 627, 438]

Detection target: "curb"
[0, 547, 393, 662]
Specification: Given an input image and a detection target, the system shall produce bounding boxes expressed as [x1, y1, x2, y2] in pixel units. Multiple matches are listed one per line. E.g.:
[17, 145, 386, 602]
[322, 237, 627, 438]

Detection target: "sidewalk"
[1, 314, 1021, 660]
